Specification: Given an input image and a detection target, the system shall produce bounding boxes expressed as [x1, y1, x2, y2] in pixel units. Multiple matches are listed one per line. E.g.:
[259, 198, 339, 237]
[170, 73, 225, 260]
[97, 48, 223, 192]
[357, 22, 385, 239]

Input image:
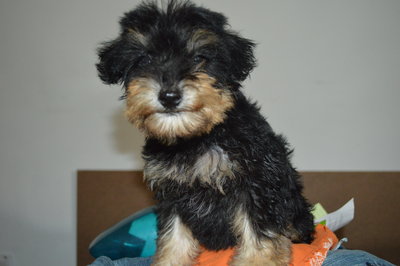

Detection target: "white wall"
[0, 0, 399, 265]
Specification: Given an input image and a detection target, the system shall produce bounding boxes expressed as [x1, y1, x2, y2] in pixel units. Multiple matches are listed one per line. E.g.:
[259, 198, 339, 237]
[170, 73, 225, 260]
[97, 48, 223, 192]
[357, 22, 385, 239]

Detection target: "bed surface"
[77, 171, 400, 266]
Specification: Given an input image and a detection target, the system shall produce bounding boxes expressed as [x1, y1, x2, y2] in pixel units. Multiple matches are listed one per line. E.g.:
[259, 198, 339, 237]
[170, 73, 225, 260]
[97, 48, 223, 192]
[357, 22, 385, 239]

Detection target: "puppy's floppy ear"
[96, 37, 130, 85]
[225, 32, 256, 83]
[188, 5, 256, 83]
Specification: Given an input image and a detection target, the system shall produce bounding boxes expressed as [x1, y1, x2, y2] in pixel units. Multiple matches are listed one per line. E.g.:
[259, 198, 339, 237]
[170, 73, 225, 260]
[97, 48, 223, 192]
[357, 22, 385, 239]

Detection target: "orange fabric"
[289, 224, 338, 266]
[195, 224, 338, 266]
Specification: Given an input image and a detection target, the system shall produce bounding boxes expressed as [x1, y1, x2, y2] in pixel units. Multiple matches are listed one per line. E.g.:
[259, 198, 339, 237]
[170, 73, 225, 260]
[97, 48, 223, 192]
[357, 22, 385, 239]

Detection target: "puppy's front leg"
[153, 215, 200, 266]
[230, 207, 292, 266]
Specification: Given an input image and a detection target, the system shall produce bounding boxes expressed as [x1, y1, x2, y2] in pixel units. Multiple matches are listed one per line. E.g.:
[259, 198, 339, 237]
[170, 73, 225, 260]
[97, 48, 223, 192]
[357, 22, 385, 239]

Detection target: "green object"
[312, 203, 328, 225]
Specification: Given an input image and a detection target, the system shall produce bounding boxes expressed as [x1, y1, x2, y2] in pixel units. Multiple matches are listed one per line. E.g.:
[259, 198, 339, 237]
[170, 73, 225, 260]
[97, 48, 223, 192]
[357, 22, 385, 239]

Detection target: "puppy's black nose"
[158, 90, 182, 109]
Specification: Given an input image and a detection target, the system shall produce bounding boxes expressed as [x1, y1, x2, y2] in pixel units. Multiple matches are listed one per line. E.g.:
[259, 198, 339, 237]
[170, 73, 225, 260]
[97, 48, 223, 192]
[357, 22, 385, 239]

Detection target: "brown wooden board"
[77, 171, 155, 266]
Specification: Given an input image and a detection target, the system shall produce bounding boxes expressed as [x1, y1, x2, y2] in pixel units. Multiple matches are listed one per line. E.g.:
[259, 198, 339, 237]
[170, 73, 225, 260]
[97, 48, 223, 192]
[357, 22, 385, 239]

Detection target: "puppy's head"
[97, 1, 255, 144]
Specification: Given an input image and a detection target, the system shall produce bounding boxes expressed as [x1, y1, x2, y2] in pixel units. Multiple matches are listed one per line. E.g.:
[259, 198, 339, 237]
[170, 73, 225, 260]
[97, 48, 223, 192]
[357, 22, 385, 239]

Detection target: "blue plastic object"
[89, 206, 158, 259]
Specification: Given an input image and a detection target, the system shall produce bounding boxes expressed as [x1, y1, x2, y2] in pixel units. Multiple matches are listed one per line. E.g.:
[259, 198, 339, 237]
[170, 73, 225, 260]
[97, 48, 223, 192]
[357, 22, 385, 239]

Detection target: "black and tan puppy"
[97, 1, 315, 265]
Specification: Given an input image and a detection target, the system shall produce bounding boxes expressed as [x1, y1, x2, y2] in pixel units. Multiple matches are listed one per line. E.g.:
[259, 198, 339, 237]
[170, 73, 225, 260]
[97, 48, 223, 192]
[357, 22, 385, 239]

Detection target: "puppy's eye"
[193, 55, 207, 64]
[137, 55, 152, 67]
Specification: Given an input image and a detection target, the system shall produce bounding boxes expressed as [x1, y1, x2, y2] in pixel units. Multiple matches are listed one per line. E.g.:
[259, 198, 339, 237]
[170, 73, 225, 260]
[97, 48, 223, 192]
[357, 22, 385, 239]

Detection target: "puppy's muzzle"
[158, 89, 182, 109]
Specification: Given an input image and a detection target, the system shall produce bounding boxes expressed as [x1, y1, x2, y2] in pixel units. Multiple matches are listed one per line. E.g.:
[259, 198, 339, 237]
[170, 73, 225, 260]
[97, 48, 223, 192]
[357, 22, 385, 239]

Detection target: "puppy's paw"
[230, 251, 290, 266]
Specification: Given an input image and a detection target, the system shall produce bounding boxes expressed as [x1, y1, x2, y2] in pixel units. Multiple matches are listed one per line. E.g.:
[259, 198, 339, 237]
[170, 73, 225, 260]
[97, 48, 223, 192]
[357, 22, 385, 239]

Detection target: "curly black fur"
[97, 1, 315, 264]
[145, 93, 315, 249]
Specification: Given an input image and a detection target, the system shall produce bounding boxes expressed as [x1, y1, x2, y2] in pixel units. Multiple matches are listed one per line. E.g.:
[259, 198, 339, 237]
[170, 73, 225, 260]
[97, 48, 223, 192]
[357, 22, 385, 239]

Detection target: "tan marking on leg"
[230, 207, 292, 266]
[153, 216, 200, 266]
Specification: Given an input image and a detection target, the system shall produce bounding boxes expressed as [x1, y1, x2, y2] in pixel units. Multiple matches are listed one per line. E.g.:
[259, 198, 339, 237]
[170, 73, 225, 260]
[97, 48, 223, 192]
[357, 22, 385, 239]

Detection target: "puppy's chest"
[144, 145, 238, 193]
